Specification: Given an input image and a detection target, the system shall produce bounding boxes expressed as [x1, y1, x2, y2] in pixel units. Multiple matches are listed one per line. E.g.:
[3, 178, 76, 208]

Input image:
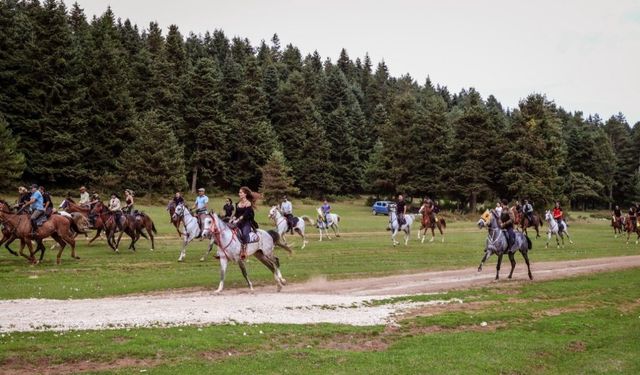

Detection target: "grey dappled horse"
[477, 209, 533, 280]
[389, 205, 414, 246]
[315, 207, 341, 241]
[202, 214, 291, 293]
[268, 206, 313, 249]
[544, 210, 573, 248]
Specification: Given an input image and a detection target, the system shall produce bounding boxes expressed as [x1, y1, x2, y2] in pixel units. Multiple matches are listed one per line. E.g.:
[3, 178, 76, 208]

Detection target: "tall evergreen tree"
[260, 150, 299, 205]
[0, 115, 26, 188]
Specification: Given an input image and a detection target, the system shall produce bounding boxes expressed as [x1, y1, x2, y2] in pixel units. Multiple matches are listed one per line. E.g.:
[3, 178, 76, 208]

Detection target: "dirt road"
[1, 255, 638, 332]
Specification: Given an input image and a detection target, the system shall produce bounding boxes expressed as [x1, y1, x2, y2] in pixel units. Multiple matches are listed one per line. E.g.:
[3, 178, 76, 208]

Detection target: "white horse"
[173, 203, 216, 262]
[315, 207, 341, 241]
[544, 210, 573, 248]
[202, 214, 291, 293]
[389, 207, 414, 246]
[268, 206, 313, 249]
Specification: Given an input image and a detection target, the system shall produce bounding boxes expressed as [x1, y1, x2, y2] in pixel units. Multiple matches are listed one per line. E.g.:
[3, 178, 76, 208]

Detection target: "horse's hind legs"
[521, 250, 533, 280]
[214, 256, 228, 293]
[254, 251, 284, 292]
[238, 260, 254, 292]
[507, 252, 516, 279]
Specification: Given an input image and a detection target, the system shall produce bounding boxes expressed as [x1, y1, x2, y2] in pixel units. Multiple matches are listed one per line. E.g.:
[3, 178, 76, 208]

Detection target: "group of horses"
[611, 215, 640, 244]
[0, 198, 157, 265]
[387, 203, 447, 246]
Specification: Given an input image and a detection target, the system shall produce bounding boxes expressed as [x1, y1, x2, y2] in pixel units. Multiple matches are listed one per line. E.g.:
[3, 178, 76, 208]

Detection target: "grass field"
[0, 196, 637, 300]
[1, 196, 639, 373]
[1, 267, 639, 374]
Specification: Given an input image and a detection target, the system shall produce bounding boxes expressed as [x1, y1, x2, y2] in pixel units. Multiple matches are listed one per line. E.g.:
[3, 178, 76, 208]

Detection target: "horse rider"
[396, 194, 407, 226]
[523, 199, 534, 224]
[499, 199, 516, 249]
[495, 201, 502, 217]
[192, 188, 209, 234]
[39, 185, 53, 216]
[16, 186, 31, 211]
[612, 205, 623, 226]
[123, 189, 135, 215]
[79, 186, 90, 207]
[222, 198, 234, 222]
[172, 191, 185, 206]
[321, 199, 331, 226]
[87, 193, 100, 226]
[232, 186, 258, 260]
[629, 205, 637, 230]
[552, 201, 566, 231]
[109, 192, 124, 232]
[280, 195, 294, 234]
[421, 197, 436, 223]
[21, 184, 45, 237]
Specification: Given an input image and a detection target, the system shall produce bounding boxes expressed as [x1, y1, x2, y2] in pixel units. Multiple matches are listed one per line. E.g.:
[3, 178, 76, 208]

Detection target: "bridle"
[210, 214, 236, 260]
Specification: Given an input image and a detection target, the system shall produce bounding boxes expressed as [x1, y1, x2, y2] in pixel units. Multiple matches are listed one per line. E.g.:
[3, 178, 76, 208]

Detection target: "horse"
[611, 216, 624, 238]
[167, 201, 183, 237]
[477, 209, 533, 280]
[543, 210, 573, 248]
[0, 208, 80, 264]
[389, 206, 414, 246]
[0, 200, 20, 256]
[173, 203, 216, 262]
[315, 207, 341, 241]
[114, 211, 157, 251]
[201, 212, 291, 293]
[268, 206, 312, 249]
[90, 202, 147, 252]
[417, 203, 446, 243]
[623, 215, 640, 245]
[519, 209, 544, 238]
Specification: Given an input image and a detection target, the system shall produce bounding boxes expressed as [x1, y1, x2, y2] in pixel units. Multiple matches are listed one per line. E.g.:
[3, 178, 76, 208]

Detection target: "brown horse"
[0, 209, 80, 264]
[520, 212, 543, 238]
[91, 202, 148, 252]
[612, 216, 624, 238]
[167, 201, 183, 237]
[0, 200, 20, 256]
[418, 203, 446, 243]
[624, 215, 640, 244]
[115, 211, 157, 251]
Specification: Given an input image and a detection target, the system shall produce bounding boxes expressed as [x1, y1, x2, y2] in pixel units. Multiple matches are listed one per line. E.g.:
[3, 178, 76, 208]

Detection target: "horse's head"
[269, 206, 280, 220]
[90, 201, 106, 215]
[478, 209, 491, 229]
[172, 203, 186, 220]
[316, 207, 323, 217]
[201, 215, 214, 237]
[544, 210, 552, 222]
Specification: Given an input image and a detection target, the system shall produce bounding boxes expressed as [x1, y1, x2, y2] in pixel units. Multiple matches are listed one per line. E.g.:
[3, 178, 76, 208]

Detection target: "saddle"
[34, 214, 48, 228]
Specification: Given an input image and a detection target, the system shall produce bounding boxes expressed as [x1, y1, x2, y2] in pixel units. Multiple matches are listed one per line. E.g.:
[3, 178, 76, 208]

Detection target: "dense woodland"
[1, 0, 639, 210]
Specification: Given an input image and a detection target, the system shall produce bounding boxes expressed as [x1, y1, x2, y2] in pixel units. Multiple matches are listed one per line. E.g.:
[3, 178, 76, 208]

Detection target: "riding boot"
[30, 219, 37, 237]
[240, 243, 247, 260]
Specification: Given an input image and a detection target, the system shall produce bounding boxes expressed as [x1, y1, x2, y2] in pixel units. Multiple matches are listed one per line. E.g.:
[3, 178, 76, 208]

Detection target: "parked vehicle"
[372, 201, 394, 215]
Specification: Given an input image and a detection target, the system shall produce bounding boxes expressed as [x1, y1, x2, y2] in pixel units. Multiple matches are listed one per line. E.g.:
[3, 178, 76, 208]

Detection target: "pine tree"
[604, 113, 637, 205]
[118, 111, 187, 193]
[0, 115, 26, 188]
[260, 150, 299, 205]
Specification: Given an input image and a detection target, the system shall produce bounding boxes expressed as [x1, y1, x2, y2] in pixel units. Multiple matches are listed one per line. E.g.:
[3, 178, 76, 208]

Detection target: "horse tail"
[301, 215, 314, 225]
[525, 235, 532, 250]
[151, 220, 157, 234]
[337, 215, 340, 222]
[268, 230, 292, 254]
[66, 216, 86, 235]
[539, 216, 544, 227]
[440, 218, 446, 229]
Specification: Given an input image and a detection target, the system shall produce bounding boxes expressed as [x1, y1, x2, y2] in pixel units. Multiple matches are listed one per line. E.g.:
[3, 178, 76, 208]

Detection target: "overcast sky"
[72, 0, 640, 124]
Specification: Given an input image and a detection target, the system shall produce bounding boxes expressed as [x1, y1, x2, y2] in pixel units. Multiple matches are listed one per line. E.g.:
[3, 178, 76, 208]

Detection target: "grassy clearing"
[0, 196, 636, 300]
[1, 268, 639, 374]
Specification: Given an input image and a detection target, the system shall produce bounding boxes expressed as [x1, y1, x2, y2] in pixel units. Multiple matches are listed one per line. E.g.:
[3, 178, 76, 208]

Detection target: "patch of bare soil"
[1, 357, 162, 375]
[567, 340, 587, 352]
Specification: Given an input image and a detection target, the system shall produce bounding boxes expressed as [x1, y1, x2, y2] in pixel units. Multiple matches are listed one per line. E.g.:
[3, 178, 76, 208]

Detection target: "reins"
[210, 215, 235, 260]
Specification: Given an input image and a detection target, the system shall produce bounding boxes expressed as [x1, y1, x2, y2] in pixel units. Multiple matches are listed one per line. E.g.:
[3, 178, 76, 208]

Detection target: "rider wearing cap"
[280, 195, 294, 234]
[109, 193, 124, 231]
[192, 188, 209, 234]
[23, 184, 45, 236]
[79, 186, 90, 206]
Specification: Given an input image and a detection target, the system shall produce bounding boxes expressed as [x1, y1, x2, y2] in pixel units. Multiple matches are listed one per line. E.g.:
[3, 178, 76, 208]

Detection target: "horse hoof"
[280, 278, 287, 285]
[178, 258, 184, 262]
[149, 248, 154, 252]
[276, 284, 282, 292]
[199, 257, 205, 262]
[74, 256, 80, 260]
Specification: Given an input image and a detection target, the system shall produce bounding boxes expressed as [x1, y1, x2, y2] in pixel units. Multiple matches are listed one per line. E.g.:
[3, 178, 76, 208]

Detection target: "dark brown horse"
[624, 215, 640, 244]
[167, 201, 183, 237]
[612, 216, 624, 238]
[418, 203, 446, 243]
[115, 211, 157, 251]
[0, 208, 80, 264]
[520, 212, 543, 238]
[91, 202, 148, 252]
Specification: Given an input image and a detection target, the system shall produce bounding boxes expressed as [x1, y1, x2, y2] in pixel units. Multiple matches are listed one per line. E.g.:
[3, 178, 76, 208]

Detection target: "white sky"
[72, 0, 640, 124]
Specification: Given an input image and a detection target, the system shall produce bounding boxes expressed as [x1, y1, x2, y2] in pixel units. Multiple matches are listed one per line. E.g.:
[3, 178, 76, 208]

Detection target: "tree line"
[1, 0, 638, 210]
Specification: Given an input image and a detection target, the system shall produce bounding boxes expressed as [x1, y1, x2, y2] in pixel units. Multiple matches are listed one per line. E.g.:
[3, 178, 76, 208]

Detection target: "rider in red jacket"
[552, 201, 565, 230]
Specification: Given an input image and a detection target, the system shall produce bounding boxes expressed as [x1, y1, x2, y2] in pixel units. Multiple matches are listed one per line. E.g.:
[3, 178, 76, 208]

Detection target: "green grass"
[1, 268, 639, 374]
[0, 196, 637, 299]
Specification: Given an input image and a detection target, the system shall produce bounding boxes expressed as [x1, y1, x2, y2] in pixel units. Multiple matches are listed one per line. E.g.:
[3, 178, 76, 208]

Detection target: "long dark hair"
[240, 186, 257, 209]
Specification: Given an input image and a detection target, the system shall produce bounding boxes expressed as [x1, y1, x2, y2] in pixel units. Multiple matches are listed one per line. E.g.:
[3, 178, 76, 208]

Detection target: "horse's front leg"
[214, 256, 228, 293]
[545, 231, 551, 248]
[478, 250, 491, 272]
[404, 228, 410, 246]
[297, 229, 307, 249]
[87, 228, 102, 245]
[178, 235, 191, 262]
[507, 252, 516, 279]
[495, 253, 503, 280]
[430, 227, 435, 242]
[200, 237, 216, 262]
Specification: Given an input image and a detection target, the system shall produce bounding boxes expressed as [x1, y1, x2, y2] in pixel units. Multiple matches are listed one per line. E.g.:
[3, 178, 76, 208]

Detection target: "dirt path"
[1, 255, 639, 332]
